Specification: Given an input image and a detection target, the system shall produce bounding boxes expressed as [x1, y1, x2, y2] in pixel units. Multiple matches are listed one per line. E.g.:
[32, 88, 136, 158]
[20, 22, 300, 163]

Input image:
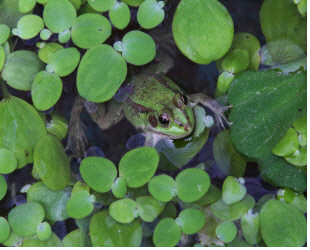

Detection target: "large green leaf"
[228, 70, 306, 193]
[0, 0, 29, 29]
[172, 0, 233, 64]
[0, 95, 47, 169]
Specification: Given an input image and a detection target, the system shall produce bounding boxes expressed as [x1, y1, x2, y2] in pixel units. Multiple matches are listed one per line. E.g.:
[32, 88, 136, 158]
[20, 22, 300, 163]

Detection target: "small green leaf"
[19, 0, 36, 13]
[58, 29, 71, 44]
[80, 156, 117, 193]
[136, 196, 165, 222]
[215, 221, 237, 243]
[0, 217, 10, 243]
[111, 177, 127, 199]
[193, 184, 221, 207]
[46, 119, 68, 141]
[121, 0, 143, 7]
[0, 24, 10, 44]
[1, 230, 23, 247]
[77, 44, 127, 102]
[87, 0, 113, 11]
[109, 2, 130, 30]
[153, 218, 181, 247]
[276, 187, 297, 203]
[71, 13, 111, 49]
[38, 43, 64, 64]
[175, 168, 210, 203]
[177, 208, 205, 235]
[284, 146, 307, 166]
[0, 0, 27, 30]
[148, 175, 176, 202]
[272, 128, 299, 156]
[66, 190, 94, 219]
[217, 72, 234, 93]
[40, 29, 52, 40]
[290, 193, 307, 214]
[36, 222, 52, 241]
[119, 147, 159, 188]
[240, 210, 261, 245]
[121, 31, 156, 66]
[72, 181, 90, 194]
[21, 233, 63, 247]
[62, 228, 91, 247]
[13, 14, 44, 39]
[43, 0, 77, 33]
[222, 176, 247, 205]
[137, 0, 164, 29]
[0, 148, 18, 174]
[0, 175, 7, 201]
[8, 202, 45, 237]
[293, 114, 306, 134]
[109, 198, 136, 223]
[221, 49, 249, 74]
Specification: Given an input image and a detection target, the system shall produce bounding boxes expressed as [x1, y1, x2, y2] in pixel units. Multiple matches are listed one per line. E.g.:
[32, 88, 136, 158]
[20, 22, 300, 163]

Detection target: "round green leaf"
[119, 147, 159, 188]
[58, 30, 71, 44]
[27, 181, 72, 221]
[0, 0, 28, 30]
[172, 0, 234, 64]
[89, 210, 142, 247]
[121, 0, 143, 6]
[36, 222, 52, 241]
[222, 49, 249, 74]
[1, 231, 23, 247]
[2, 50, 45, 91]
[0, 96, 47, 169]
[137, 0, 164, 29]
[177, 208, 205, 235]
[71, 13, 111, 49]
[47, 47, 80, 77]
[260, 199, 306, 247]
[241, 210, 261, 245]
[40, 29, 52, 40]
[272, 128, 299, 156]
[38, 43, 64, 64]
[222, 176, 247, 205]
[0, 217, 10, 243]
[153, 218, 181, 247]
[87, 0, 113, 11]
[0, 24, 10, 44]
[109, 198, 136, 223]
[217, 72, 234, 93]
[0, 175, 7, 201]
[21, 232, 63, 247]
[284, 146, 307, 167]
[291, 194, 307, 214]
[109, 2, 130, 30]
[72, 181, 90, 194]
[111, 177, 127, 199]
[148, 175, 176, 202]
[77, 44, 127, 103]
[175, 168, 210, 203]
[46, 119, 68, 141]
[8, 202, 45, 237]
[215, 221, 237, 243]
[293, 114, 306, 134]
[34, 134, 71, 191]
[121, 31, 156, 66]
[136, 196, 165, 222]
[193, 184, 221, 207]
[66, 190, 94, 219]
[80, 156, 117, 193]
[43, 0, 77, 33]
[13, 14, 44, 39]
[0, 148, 18, 174]
[31, 71, 63, 111]
[62, 228, 90, 247]
[19, 0, 36, 13]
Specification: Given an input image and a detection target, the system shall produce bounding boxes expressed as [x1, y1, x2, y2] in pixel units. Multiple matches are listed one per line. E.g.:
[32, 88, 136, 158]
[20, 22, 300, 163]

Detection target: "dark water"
[0, 0, 281, 245]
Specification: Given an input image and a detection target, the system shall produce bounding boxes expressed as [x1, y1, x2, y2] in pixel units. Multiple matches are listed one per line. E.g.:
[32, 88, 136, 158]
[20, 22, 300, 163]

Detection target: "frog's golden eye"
[159, 114, 170, 127]
[181, 95, 188, 105]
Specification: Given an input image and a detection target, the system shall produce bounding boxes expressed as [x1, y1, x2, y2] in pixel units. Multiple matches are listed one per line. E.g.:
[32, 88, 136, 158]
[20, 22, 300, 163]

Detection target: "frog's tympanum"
[67, 54, 231, 158]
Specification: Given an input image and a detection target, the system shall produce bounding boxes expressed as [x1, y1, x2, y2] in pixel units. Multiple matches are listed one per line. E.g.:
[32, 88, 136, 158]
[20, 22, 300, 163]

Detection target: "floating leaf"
[0, 0, 28, 29]
[21, 233, 63, 247]
[222, 176, 247, 205]
[27, 181, 72, 221]
[19, 0, 36, 13]
[80, 157, 117, 193]
[1, 231, 23, 247]
[111, 177, 127, 199]
[291, 193, 307, 214]
[260, 199, 306, 247]
[89, 210, 142, 247]
[284, 146, 307, 166]
[2, 50, 45, 91]
[121, 31, 156, 66]
[121, 0, 143, 7]
[47, 47, 80, 77]
[87, 0, 113, 11]
[240, 210, 261, 245]
[136, 196, 165, 222]
[272, 128, 299, 156]
[36, 222, 52, 241]
[217, 72, 234, 93]
[62, 228, 91, 247]
[77, 44, 127, 103]
[0, 175, 7, 200]
[109, 2, 130, 30]
[175, 168, 210, 203]
[221, 49, 249, 74]
[159, 202, 177, 220]
[72, 181, 90, 194]
[0, 24, 10, 45]
[228, 70, 306, 193]
[148, 175, 176, 202]
[0, 148, 18, 174]
[119, 147, 159, 188]
[46, 119, 68, 141]
[177, 208, 205, 235]
[0, 217, 10, 243]
[213, 129, 246, 177]
[0, 95, 47, 168]
[12, 14, 44, 39]
[293, 114, 307, 134]
[66, 190, 94, 219]
[153, 218, 181, 247]
[215, 221, 237, 243]
[34, 134, 71, 191]
[137, 0, 164, 29]
[71, 13, 111, 49]
[58, 30, 71, 44]
[8, 202, 45, 237]
[172, 0, 234, 64]
[31, 71, 63, 111]
[109, 198, 136, 223]
[38, 43, 64, 64]
[193, 184, 221, 207]
[43, 0, 77, 33]
[40, 29, 52, 40]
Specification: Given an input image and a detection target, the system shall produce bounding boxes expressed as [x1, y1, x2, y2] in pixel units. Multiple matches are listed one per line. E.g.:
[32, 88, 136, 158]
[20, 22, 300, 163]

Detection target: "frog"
[67, 53, 232, 159]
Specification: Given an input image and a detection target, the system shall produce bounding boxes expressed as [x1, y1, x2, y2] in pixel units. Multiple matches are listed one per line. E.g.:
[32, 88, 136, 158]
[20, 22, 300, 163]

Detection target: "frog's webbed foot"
[189, 93, 233, 129]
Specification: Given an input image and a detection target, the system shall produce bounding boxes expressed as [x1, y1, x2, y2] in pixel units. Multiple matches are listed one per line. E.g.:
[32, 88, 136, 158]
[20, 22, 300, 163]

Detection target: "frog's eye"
[159, 114, 170, 127]
[181, 95, 188, 105]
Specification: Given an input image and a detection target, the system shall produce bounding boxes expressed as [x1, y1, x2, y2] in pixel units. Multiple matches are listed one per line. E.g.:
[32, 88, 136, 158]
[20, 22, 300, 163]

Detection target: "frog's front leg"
[189, 93, 233, 128]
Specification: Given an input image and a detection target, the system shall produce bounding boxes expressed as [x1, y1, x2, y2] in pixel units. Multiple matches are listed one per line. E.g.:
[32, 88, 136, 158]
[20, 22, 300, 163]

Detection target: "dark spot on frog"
[98, 29, 103, 31]
[295, 28, 297, 31]
[298, 109, 302, 111]
[149, 114, 158, 128]
[25, 150, 28, 157]
[246, 35, 249, 38]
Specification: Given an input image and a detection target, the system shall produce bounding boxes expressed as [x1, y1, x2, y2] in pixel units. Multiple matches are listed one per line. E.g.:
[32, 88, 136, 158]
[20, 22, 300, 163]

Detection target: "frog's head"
[147, 93, 195, 139]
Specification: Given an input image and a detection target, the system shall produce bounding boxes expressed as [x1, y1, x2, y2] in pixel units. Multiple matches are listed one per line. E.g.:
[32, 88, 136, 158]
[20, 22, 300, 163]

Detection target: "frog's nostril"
[183, 125, 189, 131]
[179, 124, 183, 127]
